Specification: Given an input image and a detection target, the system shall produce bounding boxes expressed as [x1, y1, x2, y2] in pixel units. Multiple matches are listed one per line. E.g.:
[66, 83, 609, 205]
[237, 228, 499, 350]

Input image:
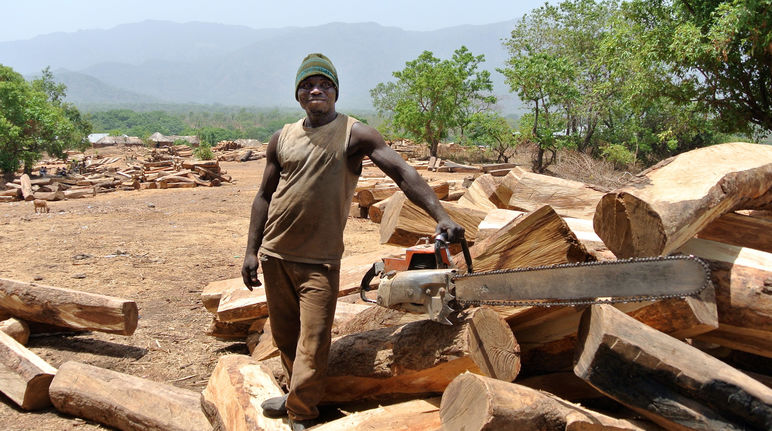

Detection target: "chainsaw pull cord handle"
[359, 262, 380, 304]
[434, 233, 473, 273]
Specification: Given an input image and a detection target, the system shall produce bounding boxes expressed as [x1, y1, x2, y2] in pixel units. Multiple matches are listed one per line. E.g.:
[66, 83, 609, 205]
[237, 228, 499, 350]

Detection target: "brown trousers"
[260, 254, 339, 421]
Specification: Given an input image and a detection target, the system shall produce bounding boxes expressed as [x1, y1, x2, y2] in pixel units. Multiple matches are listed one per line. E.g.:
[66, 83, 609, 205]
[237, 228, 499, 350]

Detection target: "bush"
[600, 143, 636, 169]
[194, 143, 214, 160]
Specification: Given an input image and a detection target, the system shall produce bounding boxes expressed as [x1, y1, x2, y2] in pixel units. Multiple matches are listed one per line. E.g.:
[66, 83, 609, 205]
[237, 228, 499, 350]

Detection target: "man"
[241, 53, 464, 430]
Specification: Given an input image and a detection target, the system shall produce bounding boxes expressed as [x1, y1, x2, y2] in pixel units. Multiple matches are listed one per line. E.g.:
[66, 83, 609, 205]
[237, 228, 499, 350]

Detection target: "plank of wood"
[574, 304, 772, 430]
[200, 354, 286, 431]
[380, 191, 488, 247]
[0, 330, 56, 410]
[594, 142, 772, 258]
[696, 211, 772, 253]
[313, 398, 442, 431]
[50, 361, 210, 431]
[440, 373, 652, 431]
[498, 167, 606, 220]
[0, 278, 138, 335]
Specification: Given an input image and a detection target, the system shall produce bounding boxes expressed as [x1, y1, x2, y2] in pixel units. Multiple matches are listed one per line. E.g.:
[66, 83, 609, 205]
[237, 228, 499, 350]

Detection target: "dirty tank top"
[260, 114, 360, 264]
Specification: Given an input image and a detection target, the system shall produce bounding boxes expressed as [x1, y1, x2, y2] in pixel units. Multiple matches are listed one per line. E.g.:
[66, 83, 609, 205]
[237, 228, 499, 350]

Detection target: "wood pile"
[195, 142, 771, 430]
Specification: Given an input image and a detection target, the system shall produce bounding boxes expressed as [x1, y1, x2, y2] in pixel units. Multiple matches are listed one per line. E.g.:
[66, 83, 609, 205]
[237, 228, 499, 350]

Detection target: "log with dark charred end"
[0, 330, 56, 410]
[314, 398, 442, 431]
[380, 191, 487, 247]
[593, 142, 772, 258]
[0, 278, 138, 335]
[574, 304, 772, 431]
[200, 354, 286, 431]
[0, 317, 30, 345]
[678, 238, 772, 358]
[499, 167, 606, 220]
[696, 211, 772, 253]
[452, 205, 592, 272]
[50, 361, 210, 431]
[310, 307, 518, 403]
[457, 174, 506, 211]
[440, 373, 652, 431]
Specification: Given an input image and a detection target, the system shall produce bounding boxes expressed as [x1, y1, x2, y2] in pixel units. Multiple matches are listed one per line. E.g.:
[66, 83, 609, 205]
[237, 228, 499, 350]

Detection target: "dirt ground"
[0, 156, 467, 430]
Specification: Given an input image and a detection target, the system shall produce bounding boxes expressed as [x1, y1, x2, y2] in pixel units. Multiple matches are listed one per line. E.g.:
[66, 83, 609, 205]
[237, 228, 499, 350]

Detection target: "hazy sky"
[1, 0, 549, 42]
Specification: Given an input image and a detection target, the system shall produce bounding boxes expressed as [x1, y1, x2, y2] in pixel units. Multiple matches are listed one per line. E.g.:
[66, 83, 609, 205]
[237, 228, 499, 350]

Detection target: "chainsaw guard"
[376, 269, 457, 325]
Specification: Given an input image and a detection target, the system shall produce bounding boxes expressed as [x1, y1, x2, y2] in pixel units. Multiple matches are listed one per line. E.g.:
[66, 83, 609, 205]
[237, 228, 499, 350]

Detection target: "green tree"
[371, 47, 495, 157]
[0, 65, 88, 181]
[467, 112, 519, 163]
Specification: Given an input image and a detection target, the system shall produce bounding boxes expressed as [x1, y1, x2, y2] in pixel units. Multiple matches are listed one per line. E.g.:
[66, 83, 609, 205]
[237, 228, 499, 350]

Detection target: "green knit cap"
[295, 53, 339, 101]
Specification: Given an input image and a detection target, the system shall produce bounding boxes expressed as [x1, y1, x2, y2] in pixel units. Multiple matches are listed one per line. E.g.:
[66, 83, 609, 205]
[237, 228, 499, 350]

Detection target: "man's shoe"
[260, 395, 288, 418]
[289, 417, 318, 431]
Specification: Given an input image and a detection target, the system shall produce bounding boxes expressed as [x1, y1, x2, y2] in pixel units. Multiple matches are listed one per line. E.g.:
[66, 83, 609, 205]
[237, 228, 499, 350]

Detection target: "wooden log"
[437, 160, 481, 173]
[332, 304, 424, 336]
[0, 188, 21, 198]
[368, 197, 390, 223]
[32, 190, 64, 201]
[451, 205, 592, 272]
[440, 373, 653, 431]
[594, 142, 772, 258]
[696, 211, 772, 253]
[0, 278, 138, 335]
[202, 276, 253, 313]
[481, 163, 518, 173]
[499, 167, 606, 219]
[574, 304, 772, 431]
[200, 354, 286, 431]
[271, 307, 519, 403]
[206, 316, 259, 340]
[678, 238, 772, 358]
[0, 195, 17, 202]
[194, 165, 231, 183]
[0, 317, 30, 345]
[0, 330, 56, 410]
[358, 181, 448, 207]
[516, 371, 604, 402]
[313, 398, 442, 431]
[20, 174, 34, 200]
[50, 361, 210, 431]
[444, 189, 466, 201]
[63, 187, 96, 199]
[457, 174, 506, 211]
[380, 191, 488, 247]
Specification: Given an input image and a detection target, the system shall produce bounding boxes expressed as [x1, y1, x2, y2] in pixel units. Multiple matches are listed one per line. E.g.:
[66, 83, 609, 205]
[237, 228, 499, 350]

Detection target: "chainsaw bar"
[452, 255, 713, 308]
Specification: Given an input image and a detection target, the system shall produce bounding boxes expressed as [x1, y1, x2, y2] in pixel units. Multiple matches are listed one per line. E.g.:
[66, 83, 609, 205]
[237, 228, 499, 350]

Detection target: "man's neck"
[304, 111, 338, 128]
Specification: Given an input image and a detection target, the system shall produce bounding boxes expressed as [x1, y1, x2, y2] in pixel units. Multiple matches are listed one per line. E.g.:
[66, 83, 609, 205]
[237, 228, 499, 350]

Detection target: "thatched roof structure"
[148, 133, 200, 147]
[93, 135, 145, 148]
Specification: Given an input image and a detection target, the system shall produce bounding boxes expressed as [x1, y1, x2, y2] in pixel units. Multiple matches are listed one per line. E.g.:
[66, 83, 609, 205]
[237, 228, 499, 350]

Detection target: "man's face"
[297, 75, 337, 115]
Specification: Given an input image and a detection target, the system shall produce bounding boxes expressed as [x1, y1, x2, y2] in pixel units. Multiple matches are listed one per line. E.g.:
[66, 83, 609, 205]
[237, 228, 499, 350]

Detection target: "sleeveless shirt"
[260, 114, 360, 264]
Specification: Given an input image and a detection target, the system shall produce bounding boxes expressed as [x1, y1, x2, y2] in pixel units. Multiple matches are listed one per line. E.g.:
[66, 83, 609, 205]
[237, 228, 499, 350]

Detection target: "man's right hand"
[241, 253, 262, 290]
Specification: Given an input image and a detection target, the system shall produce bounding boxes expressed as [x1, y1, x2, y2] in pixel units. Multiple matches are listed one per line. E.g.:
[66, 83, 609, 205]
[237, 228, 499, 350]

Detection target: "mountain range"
[0, 20, 523, 112]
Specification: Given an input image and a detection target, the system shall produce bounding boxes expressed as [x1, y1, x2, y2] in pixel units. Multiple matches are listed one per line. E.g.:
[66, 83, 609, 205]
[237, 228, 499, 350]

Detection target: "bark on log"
[200, 354, 286, 431]
[0, 317, 30, 345]
[380, 191, 488, 246]
[499, 167, 606, 219]
[574, 304, 772, 431]
[594, 142, 772, 258]
[440, 373, 653, 431]
[451, 205, 592, 272]
[678, 238, 772, 358]
[457, 174, 506, 211]
[0, 278, 138, 335]
[696, 211, 772, 253]
[50, 361, 210, 431]
[314, 398, 442, 431]
[271, 307, 519, 403]
[0, 330, 56, 410]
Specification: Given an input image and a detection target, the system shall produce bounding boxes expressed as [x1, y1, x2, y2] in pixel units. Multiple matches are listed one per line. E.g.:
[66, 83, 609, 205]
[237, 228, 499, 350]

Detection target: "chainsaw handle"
[434, 233, 473, 273]
[359, 262, 381, 304]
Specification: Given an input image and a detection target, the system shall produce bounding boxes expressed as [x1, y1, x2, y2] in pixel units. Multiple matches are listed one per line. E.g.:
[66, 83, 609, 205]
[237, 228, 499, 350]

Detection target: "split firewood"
[457, 174, 506, 210]
[50, 361, 211, 431]
[0, 330, 56, 410]
[380, 191, 488, 247]
[269, 307, 520, 403]
[498, 167, 605, 219]
[313, 398, 442, 431]
[440, 373, 654, 431]
[679, 238, 772, 358]
[574, 304, 772, 431]
[201, 354, 286, 431]
[0, 278, 138, 335]
[594, 142, 772, 258]
[0, 317, 30, 345]
[696, 211, 772, 254]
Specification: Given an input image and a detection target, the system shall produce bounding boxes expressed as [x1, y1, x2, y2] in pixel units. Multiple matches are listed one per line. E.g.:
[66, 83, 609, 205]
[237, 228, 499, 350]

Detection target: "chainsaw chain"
[452, 255, 713, 308]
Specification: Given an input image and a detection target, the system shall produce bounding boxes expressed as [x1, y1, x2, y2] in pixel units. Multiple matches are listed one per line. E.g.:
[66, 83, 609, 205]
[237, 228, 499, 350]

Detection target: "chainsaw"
[360, 234, 713, 325]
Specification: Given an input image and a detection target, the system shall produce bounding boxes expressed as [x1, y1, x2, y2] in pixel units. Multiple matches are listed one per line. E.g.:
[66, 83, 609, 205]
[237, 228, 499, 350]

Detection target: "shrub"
[194, 143, 214, 160]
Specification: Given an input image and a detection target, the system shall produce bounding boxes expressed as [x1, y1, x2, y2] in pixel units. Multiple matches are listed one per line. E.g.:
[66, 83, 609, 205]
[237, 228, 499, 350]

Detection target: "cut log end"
[593, 192, 666, 258]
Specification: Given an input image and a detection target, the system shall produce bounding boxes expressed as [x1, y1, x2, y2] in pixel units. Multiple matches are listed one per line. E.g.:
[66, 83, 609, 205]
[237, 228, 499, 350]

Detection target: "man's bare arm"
[242, 130, 282, 289]
[349, 122, 465, 241]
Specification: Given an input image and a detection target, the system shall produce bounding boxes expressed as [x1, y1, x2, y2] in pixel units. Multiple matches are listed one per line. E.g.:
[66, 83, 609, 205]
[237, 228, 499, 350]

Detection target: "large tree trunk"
[0, 278, 138, 335]
[440, 373, 654, 431]
[0, 330, 56, 410]
[574, 304, 772, 431]
[593, 142, 772, 258]
[201, 354, 286, 431]
[50, 361, 211, 431]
